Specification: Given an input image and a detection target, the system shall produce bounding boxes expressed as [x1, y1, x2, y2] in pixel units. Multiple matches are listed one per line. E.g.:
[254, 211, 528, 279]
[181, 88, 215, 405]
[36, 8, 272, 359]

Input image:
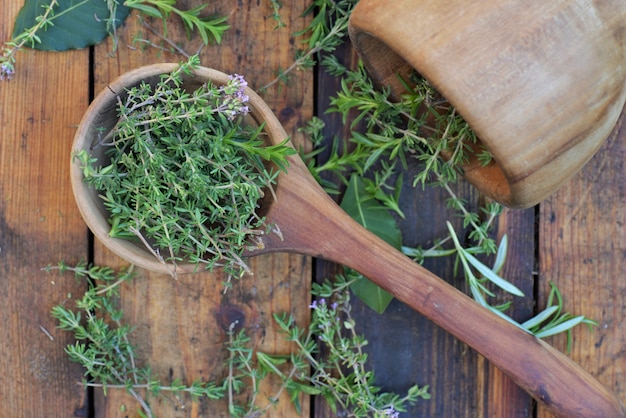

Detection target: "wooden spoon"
[251, 113, 626, 418]
[72, 65, 625, 418]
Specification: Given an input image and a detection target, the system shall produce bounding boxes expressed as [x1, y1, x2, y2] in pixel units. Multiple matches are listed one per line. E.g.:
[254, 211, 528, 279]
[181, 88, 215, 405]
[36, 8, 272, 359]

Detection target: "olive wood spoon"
[72, 65, 625, 418]
[247, 128, 626, 418]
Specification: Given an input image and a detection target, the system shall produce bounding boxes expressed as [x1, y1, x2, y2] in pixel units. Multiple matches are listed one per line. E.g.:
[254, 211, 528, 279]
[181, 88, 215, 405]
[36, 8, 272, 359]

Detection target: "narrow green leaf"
[126, 4, 162, 19]
[534, 316, 586, 339]
[520, 306, 559, 330]
[256, 352, 286, 378]
[463, 250, 525, 297]
[492, 234, 508, 274]
[287, 380, 322, 396]
[486, 304, 525, 329]
[13, 0, 131, 51]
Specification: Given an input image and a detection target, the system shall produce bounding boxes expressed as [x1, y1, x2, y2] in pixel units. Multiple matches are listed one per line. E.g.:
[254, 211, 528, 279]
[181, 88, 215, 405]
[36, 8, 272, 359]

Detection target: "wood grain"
[2, 0, 623, 416]
[0, 1, 91, 416]
[538, 108, 626, 417]
[91, 2, 313, 416]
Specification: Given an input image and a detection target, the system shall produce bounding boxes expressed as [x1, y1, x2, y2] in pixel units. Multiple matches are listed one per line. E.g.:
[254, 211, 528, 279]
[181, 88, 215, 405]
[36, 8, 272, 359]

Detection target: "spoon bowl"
[72, 65, 626, 418]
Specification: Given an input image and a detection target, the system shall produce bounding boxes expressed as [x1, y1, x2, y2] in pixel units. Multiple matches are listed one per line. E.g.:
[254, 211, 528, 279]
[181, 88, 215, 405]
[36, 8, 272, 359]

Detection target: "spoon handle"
[331, 226, 625, 418]
[257, 154, 625, 417]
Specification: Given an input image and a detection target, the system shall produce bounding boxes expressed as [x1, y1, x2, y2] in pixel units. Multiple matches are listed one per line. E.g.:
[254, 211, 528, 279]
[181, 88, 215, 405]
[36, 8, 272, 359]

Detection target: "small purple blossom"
[309, 298, 327, 309]
[1, 62, 14, 81]
[218, 73, 251, 120]
[228, 73, 248, 88]
[382, 407, 399, 418]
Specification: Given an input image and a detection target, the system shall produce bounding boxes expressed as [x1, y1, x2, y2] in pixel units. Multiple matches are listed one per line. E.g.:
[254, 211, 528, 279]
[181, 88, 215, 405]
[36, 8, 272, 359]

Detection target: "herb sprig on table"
[1, 0, 229, 81]
[47, 262, 431, 418]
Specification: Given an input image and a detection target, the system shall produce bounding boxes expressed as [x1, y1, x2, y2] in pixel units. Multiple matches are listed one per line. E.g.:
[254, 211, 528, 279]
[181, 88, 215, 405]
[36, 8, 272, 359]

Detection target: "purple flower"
[309, 298, 328, 310]
[382, 407, 399, 418]
[218, 73, 251, 120]
[228, 73, 248, 88]
[0, 62, 14, 81]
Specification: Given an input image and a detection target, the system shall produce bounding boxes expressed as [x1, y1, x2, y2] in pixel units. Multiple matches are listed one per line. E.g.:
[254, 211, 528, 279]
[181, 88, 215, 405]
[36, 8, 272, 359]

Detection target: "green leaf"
[520, 306, 559, 330]
[12, 0, 131, 51]
[340, 175, 402, 313]
[349, 274, 393, 314]
[534, 316, 586, 339]
[340, 175, 402, 249]
[492, 234, 507, 274]
[287, 380, 322, 396]
[463, 250, 525, 297]
[126, 3, 162, 19]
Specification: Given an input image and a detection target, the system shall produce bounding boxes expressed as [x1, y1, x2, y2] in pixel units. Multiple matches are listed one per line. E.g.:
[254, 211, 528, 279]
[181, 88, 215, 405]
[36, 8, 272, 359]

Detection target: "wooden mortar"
[348, 0, 626, 208]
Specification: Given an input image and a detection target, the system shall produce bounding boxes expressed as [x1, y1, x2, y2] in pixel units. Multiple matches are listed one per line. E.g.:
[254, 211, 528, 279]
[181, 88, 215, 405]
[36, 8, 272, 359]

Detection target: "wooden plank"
[476, 207, 535, 418]
[314, 41, 536, 417]
[0, 1, 91, 416]
[538, 109, 626, 417]
[90, 2, 312, 416]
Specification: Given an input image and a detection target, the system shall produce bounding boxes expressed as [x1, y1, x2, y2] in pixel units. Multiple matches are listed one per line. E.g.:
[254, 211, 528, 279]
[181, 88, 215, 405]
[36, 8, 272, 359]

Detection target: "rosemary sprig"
[124, 0, 229, 45]
[401, 224, 598, 350]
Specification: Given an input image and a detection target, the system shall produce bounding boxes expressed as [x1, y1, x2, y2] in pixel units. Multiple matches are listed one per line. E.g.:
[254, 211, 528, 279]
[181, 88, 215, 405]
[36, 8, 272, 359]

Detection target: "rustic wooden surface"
[0, 1, 91, 416]
[1, 0, 624, 417]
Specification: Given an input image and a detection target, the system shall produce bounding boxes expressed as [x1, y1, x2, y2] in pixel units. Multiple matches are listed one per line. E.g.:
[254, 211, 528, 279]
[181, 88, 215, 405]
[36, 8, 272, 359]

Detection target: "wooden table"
[1, 1, 624, 417]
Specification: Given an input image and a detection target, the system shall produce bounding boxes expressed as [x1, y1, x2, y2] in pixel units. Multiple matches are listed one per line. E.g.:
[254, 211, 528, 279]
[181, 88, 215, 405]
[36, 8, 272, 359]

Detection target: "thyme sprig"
[1, 0, 229, 81]
[75, 55, 295, 279]
[276, 272, 431, 417]
[46, 262, 225, 418]
[48, 263, 429, 417]
[262, 0, 358, 91]
[1, 0, 59, 80]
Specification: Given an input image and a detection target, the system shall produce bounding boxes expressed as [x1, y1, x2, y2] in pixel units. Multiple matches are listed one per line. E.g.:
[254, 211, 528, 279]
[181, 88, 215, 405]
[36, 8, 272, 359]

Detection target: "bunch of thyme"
[75, 55, 295, 279]
[47, 262, 226, 418]
[48, 263, 429, 417]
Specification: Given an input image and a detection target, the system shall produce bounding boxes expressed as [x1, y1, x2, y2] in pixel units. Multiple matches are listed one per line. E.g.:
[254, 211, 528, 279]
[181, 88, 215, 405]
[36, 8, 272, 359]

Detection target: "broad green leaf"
[340, 175, 402, 313]
[13, 0, 131, 51]
[349, 274, 393, 314]
[340, 175, 402, 249]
